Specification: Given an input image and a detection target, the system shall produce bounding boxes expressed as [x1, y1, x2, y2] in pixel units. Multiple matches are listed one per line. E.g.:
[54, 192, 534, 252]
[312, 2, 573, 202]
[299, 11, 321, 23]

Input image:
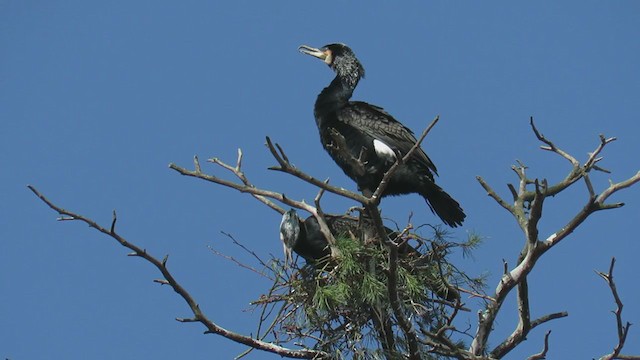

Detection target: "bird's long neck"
[293, 221, 307, 251]
[314, 74, 359, 122]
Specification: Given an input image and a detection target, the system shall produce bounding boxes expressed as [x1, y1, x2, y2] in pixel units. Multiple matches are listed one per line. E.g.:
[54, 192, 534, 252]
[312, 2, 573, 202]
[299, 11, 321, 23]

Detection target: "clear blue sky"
[2, 2, 639, 359]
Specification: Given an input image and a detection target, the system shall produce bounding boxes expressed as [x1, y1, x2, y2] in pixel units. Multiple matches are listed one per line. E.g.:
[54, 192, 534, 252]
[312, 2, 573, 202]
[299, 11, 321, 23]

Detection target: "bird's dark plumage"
[279, 209, 460, 301]
[280, 209, 386, 264]
[281, 209, 413, 267]
[280, 209, 331, 264]
[299, 43, 465, 227]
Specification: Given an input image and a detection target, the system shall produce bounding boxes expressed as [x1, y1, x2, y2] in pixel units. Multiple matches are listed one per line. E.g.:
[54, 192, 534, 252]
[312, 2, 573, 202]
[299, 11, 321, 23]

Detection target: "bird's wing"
[339, 102, 438, 175]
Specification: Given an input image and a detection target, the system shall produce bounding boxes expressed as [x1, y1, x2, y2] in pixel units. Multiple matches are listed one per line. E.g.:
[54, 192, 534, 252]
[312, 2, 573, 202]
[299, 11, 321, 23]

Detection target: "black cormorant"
[279, 209, 384, 264]
[298, 43, 465, 227]
[280, 209, 331, 264]
[279, 209, 460, 301]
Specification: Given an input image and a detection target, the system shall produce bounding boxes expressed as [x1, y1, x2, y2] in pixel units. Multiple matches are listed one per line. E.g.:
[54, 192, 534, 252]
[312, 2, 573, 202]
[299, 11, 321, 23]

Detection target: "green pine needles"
[250, 224, 485, 359]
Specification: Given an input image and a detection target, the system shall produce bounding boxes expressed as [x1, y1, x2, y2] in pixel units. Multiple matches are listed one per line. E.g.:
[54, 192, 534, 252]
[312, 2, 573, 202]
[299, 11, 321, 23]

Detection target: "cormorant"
[298, 43, 465, 227]
[280, 209, 331, 264]
[279, 209, 461, 301]
[279, 209, 384, 264]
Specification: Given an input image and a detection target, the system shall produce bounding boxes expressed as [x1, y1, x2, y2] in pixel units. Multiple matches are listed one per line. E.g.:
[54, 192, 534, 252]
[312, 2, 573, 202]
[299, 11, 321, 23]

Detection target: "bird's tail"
[420, 182, 466, 228]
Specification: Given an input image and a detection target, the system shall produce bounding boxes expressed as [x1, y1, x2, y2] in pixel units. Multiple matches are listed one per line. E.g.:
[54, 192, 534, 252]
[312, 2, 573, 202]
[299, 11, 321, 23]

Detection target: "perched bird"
[279, 209, 460, 301]
[279, 209, 379, 264]
[280, 209, 331, 264]
[299, 43, 465, 227]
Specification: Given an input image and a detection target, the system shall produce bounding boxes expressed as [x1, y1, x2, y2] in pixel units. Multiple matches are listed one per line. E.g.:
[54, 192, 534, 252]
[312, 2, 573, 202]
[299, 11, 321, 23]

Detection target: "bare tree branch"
[476, 176, 514, 213]
[221, 231, 271, 270]
[471, 120, 640, 357]
[541, 171, 640, 251]
[27, 185, 328, 359]
[370, 115, 440, 203]
[208, 152, 284, 214]
[327, 128, 368, 178]
[596, 171, 640, 205]
[170, 151, 342, 256]
[208, 246, 270, 280]
[524, 117, 620, 201]
[170, 156, 289, 214]
[265, 136, 369, 204]
[491, 312, 567, 358]
[597, 258, 640, 360]
[525, 330, 552, 360]
[530, 117, 579, 167]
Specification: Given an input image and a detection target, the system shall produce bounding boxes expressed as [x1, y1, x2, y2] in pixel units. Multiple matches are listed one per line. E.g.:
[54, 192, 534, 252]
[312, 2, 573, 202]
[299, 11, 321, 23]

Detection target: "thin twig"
[170, 161, 286, 214]
[265, 136, 368, 204]
[206, 150, 285, 215]
[476, 176, 514, 213]
[221, 231, 271, 270]
[529, 117, 578, 167]
[371, 115, 440, 202]
[208, 246, 271, 280]
[525, 330, 552, 360]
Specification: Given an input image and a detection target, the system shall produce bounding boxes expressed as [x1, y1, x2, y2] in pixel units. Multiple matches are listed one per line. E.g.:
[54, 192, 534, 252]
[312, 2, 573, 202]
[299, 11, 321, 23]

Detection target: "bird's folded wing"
[339, 102, 438, 175]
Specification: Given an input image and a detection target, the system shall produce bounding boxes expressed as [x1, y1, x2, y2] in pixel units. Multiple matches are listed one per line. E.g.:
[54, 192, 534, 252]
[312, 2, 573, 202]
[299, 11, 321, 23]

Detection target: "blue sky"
[2, 2, 639, 359]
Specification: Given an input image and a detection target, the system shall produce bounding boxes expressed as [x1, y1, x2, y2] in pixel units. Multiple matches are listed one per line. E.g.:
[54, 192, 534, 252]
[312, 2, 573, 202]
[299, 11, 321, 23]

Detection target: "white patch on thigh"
[373, 139, 396, 160]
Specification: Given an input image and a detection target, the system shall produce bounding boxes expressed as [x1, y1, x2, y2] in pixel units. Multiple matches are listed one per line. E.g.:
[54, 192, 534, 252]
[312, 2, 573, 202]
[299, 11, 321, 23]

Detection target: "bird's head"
[280, 209, 302, 264]
[299, 43, 365, 85]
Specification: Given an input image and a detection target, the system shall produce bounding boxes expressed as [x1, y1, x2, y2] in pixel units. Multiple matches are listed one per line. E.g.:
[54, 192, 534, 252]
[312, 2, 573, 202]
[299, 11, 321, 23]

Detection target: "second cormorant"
[279, 209, 388, 264]
[279, 209, 461, 301]
[299, 43, 465, 227]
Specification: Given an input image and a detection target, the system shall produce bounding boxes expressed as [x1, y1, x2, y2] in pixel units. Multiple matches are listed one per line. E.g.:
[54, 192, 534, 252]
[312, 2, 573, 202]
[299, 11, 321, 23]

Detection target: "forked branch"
[525, 117, 617, 200]
[266, 136, 369, 204]
[597, 258, 640, 360]
[169, 152, 341, 254]
[472, 119, 639, 357]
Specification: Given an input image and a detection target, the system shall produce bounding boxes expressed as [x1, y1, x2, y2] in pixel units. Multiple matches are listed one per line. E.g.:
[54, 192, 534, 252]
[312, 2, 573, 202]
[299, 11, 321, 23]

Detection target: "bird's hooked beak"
[299, 45, 332, 65]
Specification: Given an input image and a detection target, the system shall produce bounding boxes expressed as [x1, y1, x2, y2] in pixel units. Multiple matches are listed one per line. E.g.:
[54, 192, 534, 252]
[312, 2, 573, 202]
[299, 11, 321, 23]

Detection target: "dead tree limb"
[472, 118, 640, 358]
[597, 258, 640, 360]
[169, 152, 342, 257]
[27, 185, 328, 360]
[525, 330, 551, 360]
[265, 136, 369, 204]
